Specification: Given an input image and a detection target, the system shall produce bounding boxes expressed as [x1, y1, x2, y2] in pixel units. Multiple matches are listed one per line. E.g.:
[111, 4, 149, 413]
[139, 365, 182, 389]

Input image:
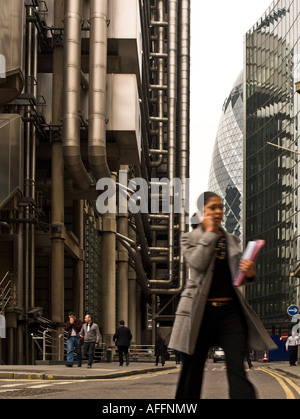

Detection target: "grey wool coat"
[168, 226, 277, 356]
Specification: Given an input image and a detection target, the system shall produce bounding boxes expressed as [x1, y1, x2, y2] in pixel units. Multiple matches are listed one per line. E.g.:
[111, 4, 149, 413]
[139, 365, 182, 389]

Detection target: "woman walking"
[169, 191, 277, 399]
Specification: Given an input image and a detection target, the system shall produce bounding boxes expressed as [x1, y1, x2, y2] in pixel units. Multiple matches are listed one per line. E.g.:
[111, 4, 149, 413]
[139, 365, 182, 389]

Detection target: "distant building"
[208, 71, 243, 239]
[244, 1, 300, 334]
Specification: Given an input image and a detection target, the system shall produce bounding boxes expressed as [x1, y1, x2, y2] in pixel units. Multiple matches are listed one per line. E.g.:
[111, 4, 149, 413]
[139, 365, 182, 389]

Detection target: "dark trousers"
[175, 300, 257, 399]
[155, 354, 165, 365]
[83, 342, 96, 366]
[118, 345, 129, 365]
[288, 346, 298, 366]
[245, 351, 253, 368]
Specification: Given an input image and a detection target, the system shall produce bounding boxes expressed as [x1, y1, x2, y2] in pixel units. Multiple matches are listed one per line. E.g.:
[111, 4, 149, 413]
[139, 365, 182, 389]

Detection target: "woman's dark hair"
[196, 191, 221, 213]
[190, 213, 200, 229]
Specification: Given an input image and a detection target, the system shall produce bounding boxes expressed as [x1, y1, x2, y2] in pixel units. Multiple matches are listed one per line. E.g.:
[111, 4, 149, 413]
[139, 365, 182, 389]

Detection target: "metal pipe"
[167, 0, 177, 283]
[24, 5, 34, 363]
[117, 183, 151, 269]
[116, 235, 151, 299]
[117, 198, 129, 324]
[178, 0, 190, 293]
[149, 0, 167, 168]
[88, 0, 110, 181]
[63, 0, 91, 191]
[51, 0, 65, 361]
[30, 4, 39, 310]
[149, 0, 190, 293]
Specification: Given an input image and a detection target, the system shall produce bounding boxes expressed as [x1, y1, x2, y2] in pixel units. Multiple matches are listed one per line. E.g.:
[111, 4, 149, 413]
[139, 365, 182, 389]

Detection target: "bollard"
[106, 348, 112, 363]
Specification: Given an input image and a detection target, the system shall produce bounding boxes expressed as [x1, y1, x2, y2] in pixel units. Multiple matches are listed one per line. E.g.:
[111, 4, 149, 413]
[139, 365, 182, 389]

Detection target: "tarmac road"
[1, 360, 300, 399]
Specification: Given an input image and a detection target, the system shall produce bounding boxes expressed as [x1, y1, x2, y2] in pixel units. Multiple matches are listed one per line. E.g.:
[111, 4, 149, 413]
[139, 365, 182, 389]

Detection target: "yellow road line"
[259, 367, 300, 396]
[258, 367, 298, 399]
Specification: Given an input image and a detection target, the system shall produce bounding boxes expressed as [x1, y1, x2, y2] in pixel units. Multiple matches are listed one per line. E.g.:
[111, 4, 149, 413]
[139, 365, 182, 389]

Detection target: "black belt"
[207, 300, 233, 307]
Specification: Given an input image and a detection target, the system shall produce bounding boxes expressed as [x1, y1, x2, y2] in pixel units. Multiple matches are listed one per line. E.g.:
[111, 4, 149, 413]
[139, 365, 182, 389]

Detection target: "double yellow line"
[258, 367, 300, 399]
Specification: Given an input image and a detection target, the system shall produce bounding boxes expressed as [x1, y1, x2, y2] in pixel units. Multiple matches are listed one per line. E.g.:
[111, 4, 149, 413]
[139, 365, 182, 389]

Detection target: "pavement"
[0, 360, 299, 381]
[0, 361, 178, 380]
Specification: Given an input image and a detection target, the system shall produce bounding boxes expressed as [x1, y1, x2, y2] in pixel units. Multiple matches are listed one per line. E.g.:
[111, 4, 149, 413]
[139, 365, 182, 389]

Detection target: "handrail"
[0, 271, 9, 287]
[0, 272, 12, 313]
[32, 327, 64, 361]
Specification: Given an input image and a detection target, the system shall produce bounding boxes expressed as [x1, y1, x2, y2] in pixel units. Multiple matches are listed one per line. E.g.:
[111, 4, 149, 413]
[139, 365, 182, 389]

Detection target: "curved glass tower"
[208, 71, 244, 238]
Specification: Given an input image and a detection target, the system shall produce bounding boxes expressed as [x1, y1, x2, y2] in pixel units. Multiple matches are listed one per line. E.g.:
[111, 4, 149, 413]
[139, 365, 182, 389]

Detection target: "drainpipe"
[63, 0, 91, 191]
[88, 0, 110, 181]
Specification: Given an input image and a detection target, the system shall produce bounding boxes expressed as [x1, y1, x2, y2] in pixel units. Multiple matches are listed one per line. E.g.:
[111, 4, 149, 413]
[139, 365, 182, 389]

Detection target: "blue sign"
[287, 305, 300, 316]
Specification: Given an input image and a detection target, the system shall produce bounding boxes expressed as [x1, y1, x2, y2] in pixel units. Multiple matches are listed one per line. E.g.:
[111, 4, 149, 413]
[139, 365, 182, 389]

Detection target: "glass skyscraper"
[245, 0, 300, 333]
[208, 71, 244, 239]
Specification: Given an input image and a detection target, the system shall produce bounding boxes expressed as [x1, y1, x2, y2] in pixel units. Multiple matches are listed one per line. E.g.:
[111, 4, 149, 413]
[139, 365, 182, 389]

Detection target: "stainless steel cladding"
[106, 74, 141, 165]
[0, 0, 25, 105]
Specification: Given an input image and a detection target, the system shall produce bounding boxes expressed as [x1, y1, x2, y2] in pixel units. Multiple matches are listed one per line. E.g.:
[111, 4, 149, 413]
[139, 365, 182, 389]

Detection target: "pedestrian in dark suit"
[155, 333, 167, 366]
[113, 320, 132, 366]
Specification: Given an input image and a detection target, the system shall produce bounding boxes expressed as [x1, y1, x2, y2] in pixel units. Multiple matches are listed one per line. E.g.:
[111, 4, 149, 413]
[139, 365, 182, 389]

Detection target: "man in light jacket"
[79, 314, 101, 368]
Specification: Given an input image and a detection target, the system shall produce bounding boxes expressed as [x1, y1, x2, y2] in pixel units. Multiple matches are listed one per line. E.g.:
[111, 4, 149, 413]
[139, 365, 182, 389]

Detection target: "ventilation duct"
[62, 0, 91, 191]
[88, 0, 111, 181]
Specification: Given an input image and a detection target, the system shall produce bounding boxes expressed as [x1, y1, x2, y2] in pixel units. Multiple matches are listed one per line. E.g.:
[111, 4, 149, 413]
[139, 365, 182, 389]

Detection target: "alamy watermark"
[0, 54, 6, 79]
[0, 314, 5, 338]
[96, 170, 190, 221]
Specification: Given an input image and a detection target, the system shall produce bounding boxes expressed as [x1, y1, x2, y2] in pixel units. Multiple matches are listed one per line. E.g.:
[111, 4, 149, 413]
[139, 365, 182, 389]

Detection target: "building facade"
[0, 0, 190, 364]
[244, 0, 300, 334]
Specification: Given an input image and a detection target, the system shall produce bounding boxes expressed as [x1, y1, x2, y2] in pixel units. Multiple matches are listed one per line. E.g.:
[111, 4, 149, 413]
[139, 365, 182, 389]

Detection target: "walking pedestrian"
[79, 314, 101, 368]
[174, 350, 181, 365]
[65, 311, 83, 367]
[245, 350, 253, 369]
[113, 320, 132, 366]
[286, 331, 299, 366]
[154, 333, 167, 366]
[169, 191, 277, 399]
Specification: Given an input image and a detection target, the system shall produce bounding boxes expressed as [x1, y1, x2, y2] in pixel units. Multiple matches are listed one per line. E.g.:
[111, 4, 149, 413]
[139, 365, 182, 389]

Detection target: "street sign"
[280, 333, 288, 341]
[287, 305, 300, 316]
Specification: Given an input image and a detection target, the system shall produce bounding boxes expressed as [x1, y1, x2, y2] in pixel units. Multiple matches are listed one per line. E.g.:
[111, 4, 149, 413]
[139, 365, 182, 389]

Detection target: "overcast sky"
[189, 0, 275, 215]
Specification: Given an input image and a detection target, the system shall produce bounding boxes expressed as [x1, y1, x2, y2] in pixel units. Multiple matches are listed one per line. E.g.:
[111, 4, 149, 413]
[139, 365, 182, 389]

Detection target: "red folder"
[234, 240, 265, 287]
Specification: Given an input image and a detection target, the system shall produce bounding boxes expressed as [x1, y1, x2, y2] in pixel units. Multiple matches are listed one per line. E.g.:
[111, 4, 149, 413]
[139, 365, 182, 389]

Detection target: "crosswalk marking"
[0, 380, 84, 394]
[1, 383, 27, 388]
[27, 384, 56, 389]
[211, 366, 226, 371]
